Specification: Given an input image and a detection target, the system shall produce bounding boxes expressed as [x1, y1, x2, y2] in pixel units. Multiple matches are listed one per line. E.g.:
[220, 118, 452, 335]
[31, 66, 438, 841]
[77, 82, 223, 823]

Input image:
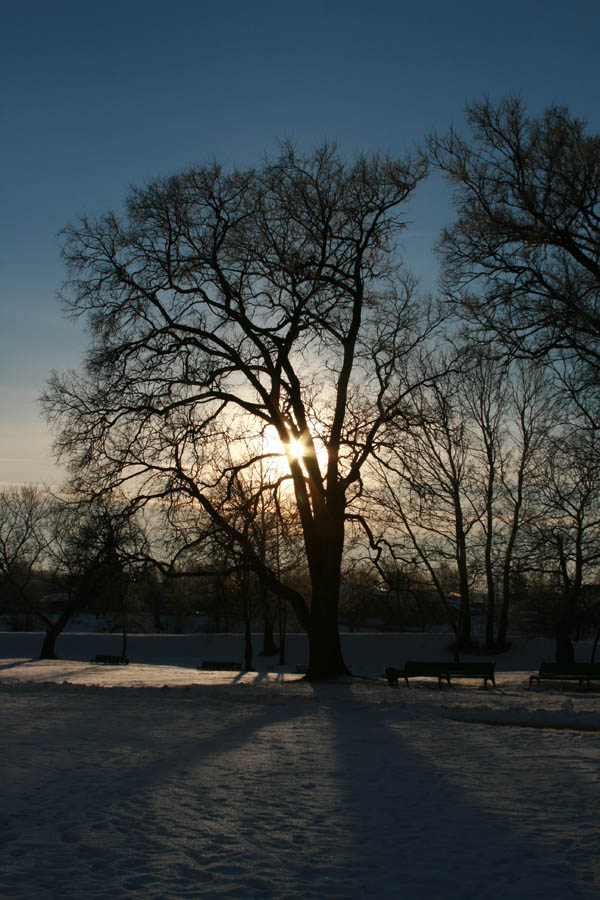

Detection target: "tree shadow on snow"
[319, 681, 596, 899]
[0, 659, 37, 670]
[4, 680, 598, 900]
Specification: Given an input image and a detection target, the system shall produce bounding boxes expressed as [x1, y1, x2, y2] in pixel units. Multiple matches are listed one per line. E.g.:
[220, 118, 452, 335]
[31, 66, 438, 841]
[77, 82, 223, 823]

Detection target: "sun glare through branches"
[258, 426, 327, 480]
[286, 438, 305, 461]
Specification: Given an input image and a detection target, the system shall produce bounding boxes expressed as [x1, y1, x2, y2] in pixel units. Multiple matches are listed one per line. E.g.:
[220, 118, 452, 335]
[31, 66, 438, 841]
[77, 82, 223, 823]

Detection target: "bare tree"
[42, 143, 436, 678]
[47, 496, 149, 659]
[460, 348, 508, 648]
[493, 361, 554, 646]
[460, 352, 553, 649]
[430, 98, 600, 378]
[372, 345, 555, 652]
[526, 423, 600, 661]
[0, 485, 52, 633]
[372, 355, 480, 650]
[0, 487, 148, 658]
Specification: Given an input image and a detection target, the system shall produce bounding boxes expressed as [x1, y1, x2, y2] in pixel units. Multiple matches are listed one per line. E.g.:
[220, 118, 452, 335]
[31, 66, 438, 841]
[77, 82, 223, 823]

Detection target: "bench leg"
[385, 669, 400, 687]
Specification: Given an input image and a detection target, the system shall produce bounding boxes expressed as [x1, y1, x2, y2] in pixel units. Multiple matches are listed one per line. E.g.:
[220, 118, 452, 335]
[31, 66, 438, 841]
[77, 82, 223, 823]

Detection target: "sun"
[257, 424, 326, 477]
[287, 438, 305, 460]
[253, 426, 306, 476]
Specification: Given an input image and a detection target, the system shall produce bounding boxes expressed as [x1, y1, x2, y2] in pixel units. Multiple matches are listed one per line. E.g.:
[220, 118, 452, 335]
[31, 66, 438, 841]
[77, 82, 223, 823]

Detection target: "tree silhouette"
[43, 142, 436, 678]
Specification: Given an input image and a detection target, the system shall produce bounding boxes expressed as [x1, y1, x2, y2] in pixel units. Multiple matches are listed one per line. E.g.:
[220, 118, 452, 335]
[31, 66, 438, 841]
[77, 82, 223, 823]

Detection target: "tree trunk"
[307, 573, 349, 679]
[497, 560, 511, 650]
[484, 540, 495, 649]
[152, 605, 163, 632]
[555, 627, 574, 663]
[260, 616, 278, 656]
[485, 587, 495, 650]
[38, 602, 79, 659]
[454, 492, 472, 649]
[244, 613, 253, 671]
[555, 596, 576, 663]
[241, 564, 253, 671]
[591, 627, 600, 663]
[39, 625, 61, 660]
[457, 560, 472, 649]
[555, 534, 581, 663]
[484, 465, 496, 650]
[304, 504, 349, 679]
[497, 597, 509, 650]
[278, 598, 287, 666]
[308, 607, 348, 678]
[121, 617, 128, 658]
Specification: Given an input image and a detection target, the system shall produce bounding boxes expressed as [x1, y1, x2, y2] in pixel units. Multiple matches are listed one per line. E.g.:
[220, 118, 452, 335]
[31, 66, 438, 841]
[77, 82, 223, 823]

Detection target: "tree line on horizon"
[2, 97, 600, 673]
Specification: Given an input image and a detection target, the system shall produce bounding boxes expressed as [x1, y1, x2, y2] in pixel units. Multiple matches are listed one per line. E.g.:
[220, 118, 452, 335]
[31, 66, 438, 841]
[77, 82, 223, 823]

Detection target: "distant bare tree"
[460, 348, 508, 648]
[527, 423, 600, 661]
[372, 352, 479, 650]
[493, 361, 555, 647]
[0, 486, 150, 658]
[372, 347, 555, 652]
[461, 353, 554, 649]
[0, 485, 52, 632]
[47, 496, 149, 659]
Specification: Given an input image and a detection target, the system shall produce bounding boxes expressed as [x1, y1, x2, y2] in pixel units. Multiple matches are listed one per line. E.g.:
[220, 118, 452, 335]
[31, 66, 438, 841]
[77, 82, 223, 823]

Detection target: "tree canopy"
[43, 143, 435, 677]
[430, 98, 600, 381]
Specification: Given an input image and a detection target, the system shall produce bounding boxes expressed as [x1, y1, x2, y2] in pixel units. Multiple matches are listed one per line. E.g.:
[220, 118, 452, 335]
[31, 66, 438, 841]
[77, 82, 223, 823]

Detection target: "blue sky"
[2, 0, 600, 485]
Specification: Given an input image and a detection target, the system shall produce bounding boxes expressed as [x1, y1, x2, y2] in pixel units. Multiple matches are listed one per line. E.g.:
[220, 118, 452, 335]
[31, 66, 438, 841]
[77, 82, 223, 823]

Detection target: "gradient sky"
[2, 0, 600, 486]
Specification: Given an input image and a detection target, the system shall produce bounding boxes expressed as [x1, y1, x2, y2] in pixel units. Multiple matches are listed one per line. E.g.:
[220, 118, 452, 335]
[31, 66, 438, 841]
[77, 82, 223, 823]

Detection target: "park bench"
[198, 660, 242, 671]
[385, 660, 496, 689]
[90, 654, 129, 665]
[529, 661, 600, 690]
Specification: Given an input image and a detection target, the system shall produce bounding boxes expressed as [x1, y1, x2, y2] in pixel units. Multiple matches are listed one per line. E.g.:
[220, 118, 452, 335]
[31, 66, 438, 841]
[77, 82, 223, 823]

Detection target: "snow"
[1, 632, 599, 899]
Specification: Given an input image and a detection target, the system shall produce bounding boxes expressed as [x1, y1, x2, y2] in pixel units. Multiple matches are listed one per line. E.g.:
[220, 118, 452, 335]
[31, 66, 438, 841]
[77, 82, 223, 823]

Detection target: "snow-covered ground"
[1, 631, 599, 899]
